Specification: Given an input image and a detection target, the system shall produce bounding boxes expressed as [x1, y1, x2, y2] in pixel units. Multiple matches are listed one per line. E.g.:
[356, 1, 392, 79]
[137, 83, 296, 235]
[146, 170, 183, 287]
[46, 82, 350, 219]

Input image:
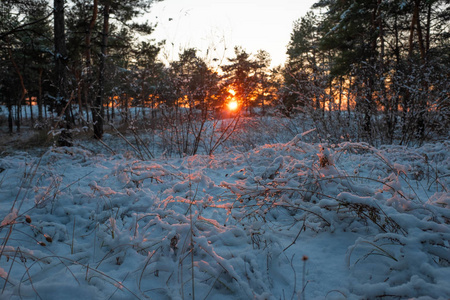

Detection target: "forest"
[0, 1, 449, 299]
[1, 0, 448, 151]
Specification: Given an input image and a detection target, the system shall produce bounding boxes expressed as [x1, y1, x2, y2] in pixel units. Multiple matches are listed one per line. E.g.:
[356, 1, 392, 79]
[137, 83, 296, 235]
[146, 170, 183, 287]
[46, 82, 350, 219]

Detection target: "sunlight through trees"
[0, 0, 448, 146]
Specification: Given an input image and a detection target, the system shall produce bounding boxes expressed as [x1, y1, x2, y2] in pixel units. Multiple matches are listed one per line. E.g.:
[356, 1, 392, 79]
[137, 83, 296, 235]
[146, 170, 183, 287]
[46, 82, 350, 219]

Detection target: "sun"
[227, 100, 239, 111]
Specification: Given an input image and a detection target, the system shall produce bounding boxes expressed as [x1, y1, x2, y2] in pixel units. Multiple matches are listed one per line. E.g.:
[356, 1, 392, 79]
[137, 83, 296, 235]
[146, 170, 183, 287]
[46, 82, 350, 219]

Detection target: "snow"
[0, 135, 449, 299]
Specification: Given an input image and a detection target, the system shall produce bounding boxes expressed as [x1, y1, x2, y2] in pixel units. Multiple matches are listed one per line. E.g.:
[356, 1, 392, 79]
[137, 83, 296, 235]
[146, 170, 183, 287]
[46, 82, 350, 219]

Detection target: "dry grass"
[0, 129, 51, 155]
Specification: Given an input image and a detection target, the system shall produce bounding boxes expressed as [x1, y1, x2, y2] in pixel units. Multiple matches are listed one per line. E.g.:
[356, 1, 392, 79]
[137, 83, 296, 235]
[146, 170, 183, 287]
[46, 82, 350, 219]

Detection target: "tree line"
[1, 0, 448, 147]
[283, 0, 449, 144]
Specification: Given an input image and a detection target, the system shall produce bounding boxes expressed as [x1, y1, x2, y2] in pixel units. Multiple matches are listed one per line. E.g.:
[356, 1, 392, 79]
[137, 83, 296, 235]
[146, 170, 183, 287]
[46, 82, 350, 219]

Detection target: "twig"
[283, 223, 306, 252]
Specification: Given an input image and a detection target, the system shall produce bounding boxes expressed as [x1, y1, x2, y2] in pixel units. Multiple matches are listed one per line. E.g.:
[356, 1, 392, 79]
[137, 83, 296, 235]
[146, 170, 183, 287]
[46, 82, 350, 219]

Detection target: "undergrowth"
[0, 137, 448, 299]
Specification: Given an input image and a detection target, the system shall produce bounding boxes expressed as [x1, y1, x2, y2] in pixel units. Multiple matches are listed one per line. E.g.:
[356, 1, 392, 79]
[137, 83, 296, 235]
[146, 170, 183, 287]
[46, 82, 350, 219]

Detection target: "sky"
[145, 0, 317, 68]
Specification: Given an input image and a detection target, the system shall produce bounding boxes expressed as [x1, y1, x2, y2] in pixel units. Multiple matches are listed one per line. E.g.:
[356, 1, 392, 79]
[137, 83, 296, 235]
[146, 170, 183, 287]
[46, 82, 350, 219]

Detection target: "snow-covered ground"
[0, 133, 449, 299]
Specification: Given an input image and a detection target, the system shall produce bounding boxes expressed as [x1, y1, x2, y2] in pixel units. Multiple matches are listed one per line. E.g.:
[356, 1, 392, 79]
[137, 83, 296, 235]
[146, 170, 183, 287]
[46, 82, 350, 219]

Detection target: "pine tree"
[221, 47, 260, 113]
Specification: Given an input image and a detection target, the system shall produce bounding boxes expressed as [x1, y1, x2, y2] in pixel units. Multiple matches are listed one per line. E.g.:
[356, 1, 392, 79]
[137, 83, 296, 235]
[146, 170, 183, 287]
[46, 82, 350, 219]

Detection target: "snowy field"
[0, 132, 449, 299]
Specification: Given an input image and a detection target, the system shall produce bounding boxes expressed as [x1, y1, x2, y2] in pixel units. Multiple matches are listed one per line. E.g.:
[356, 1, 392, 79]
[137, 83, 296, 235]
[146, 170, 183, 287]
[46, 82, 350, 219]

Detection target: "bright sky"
[146, 0, 317, 68]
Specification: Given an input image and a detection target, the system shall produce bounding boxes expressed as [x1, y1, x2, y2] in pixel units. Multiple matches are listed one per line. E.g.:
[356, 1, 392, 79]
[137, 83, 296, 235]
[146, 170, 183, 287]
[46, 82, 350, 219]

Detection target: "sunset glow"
[147, 0, 317, 67]
[227, 100, 239, 111]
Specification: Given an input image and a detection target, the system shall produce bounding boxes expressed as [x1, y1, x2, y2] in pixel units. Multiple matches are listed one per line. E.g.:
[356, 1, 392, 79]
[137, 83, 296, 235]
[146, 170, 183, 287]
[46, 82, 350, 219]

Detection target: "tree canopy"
[0, 0, 448, 147]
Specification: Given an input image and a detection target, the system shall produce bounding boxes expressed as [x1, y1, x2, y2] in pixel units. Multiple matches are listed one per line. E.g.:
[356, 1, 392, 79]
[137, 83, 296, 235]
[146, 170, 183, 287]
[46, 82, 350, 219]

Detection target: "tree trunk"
[54, 0, 72, 146]
[85, 0, 98, 129]
[7, 44, 25, 133]
[7, 102, 13, 134]
[29, 95, 33, 124]
[414, 0, 426, 63]
[93, 2, 109, 140]
[413, 0, 427, 142]
[347, 76, 351, 127]
[38, 68, 43, 122]
[54, 0, 67, 112]
[425, 2, 431, 55]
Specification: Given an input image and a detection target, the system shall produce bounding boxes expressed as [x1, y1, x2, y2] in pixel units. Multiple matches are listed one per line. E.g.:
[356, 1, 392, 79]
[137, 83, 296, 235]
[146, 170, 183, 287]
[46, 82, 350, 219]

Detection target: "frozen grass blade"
[138, 247, 161, 292]
[107, 272, 129, 300]
[17, 247, 42, 300]
[71, 217, 75, 255]
[301, 255, 308, 300]
[2, 245, 19, 295]
[289, 254, 297, 300]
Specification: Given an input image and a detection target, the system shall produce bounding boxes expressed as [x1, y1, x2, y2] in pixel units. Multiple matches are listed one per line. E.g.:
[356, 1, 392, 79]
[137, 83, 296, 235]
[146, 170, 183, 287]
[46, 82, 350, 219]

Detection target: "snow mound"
[0, 141, 448, 299]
